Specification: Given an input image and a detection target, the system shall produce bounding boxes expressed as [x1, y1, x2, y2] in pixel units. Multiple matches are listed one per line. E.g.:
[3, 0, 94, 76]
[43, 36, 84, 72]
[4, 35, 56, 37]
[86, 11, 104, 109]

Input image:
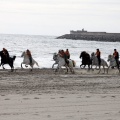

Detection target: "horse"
[91, 52, 108, 73]
[0, 51, 16, 72]
[52, 53, 59, 69]
[107, 54, 120, 73]
[21, 51, 39, 71]
[79, 51, 92, 70]
[53, 53, 76, 73]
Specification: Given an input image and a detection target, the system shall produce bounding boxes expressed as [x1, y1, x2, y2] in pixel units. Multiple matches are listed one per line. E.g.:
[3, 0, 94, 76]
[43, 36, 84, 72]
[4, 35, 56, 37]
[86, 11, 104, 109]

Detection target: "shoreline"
[0, 68, 120, 120]
[0, 68, 120, 94]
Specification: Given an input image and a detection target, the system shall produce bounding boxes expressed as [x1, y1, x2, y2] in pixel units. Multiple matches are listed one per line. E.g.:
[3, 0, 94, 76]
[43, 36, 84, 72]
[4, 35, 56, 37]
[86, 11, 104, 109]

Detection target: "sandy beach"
[0, 68, 120, 120]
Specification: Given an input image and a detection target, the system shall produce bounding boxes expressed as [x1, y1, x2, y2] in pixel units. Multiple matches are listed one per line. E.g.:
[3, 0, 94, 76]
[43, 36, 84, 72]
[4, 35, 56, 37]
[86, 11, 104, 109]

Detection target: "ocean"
[0, 34, 120, 69]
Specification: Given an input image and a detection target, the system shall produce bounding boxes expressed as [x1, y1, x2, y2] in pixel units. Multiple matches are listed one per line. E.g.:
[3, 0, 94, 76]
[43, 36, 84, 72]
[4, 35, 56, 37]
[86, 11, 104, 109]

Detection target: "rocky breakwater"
[56, 30, 120, 42]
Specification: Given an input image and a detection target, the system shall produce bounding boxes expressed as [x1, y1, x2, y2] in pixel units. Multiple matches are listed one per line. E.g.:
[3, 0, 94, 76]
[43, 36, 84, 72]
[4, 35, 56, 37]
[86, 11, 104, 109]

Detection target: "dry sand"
[0, 68, 120, 120]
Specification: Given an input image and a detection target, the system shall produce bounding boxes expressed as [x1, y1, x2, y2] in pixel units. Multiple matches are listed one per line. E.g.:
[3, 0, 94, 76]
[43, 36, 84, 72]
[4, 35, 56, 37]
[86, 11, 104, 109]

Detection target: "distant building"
[70, 29, 106, 36]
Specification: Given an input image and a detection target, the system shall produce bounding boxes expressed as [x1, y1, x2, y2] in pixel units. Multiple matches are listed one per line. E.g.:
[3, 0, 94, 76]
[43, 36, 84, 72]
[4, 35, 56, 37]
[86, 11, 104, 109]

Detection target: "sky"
[0, 0, 120, 36]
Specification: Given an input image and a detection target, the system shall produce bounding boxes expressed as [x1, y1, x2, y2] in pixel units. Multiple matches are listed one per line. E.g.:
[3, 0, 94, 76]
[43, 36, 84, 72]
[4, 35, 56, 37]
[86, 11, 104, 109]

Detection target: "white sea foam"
[0, 34, 120, 69]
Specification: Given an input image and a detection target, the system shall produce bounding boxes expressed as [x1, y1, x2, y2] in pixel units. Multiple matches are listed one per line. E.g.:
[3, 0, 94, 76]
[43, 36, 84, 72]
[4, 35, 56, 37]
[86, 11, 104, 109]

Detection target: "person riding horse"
[0, 48, 16, 71]
[65, 49, 70, 59]
[58, 50, 69, 65]
[113, 49, 119, 68]
[95, 49, 101, 68]
[26, 49, 32, 65]
[2, 48, 10, 62]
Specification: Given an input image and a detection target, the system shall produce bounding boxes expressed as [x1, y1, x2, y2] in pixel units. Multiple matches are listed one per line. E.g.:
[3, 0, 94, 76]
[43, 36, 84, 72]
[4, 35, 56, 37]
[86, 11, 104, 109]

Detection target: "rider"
[113, 49, 119, 68]
[59, 50, 69, 65]
[26, 49, 32, 65]
[95, 49, 101, 67]
[2, 48, 10, 62]
[65, 49, 70, 59]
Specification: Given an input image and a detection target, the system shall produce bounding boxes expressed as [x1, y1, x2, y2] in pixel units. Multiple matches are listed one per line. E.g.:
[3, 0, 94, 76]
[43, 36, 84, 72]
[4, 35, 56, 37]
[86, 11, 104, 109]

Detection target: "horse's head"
[90, 52, 95, 61]
[107, 54, 113, 62]
[21, 51, 26, 57]
[80, 51, 86, 58]
[53, 53, 58, 61]
[91, 52, 95, 58]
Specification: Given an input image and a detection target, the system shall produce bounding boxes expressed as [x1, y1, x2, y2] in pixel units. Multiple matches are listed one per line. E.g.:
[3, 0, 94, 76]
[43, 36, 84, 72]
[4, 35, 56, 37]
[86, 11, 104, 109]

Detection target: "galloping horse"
[91, 52, 108, 73]
[53, 53, 75, 73]
[79, 51, 92, 70]
[107, 54, 120, 73]
[21, 51, 39, 70]
[0, 51, 16, 71]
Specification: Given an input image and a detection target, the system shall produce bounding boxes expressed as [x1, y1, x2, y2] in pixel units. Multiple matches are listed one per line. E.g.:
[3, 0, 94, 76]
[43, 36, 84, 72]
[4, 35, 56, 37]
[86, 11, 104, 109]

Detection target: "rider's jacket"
[96, 51, 101, 57]
[113, 51, 119, 59]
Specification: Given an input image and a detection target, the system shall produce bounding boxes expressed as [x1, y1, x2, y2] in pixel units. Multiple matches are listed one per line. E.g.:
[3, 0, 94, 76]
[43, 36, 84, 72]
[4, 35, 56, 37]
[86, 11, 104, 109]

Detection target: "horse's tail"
[35, 61, 39, 67]
[13, 56, 16, 61]
[72, 60, 76, 67]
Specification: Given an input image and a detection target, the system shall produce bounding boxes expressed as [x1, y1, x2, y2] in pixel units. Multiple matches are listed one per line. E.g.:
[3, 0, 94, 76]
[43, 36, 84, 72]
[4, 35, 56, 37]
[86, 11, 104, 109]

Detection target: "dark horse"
[0, 51, 16, 71]
[79, 51, 92, 70]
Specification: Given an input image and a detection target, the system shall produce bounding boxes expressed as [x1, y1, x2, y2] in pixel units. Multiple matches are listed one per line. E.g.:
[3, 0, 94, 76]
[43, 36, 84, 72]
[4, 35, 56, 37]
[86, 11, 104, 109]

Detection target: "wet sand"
[0, 68, 120, 120]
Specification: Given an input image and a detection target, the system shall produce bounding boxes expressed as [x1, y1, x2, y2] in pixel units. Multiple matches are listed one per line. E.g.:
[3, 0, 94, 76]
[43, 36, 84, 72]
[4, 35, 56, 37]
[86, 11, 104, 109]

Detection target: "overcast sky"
[0, 0, 120, 36]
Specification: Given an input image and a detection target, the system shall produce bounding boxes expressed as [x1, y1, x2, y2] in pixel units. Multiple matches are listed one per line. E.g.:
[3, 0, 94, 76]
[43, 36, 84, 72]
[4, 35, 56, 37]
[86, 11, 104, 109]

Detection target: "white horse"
[53, 53, 76, 73]
[107, 54, 120, 73]
[91, 52, 108, 73]
[21, 51, 39, 70]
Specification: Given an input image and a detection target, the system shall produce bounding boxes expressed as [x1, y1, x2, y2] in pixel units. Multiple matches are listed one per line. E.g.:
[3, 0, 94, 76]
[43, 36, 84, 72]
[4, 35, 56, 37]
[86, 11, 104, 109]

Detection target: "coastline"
[56, 30, 120, 42]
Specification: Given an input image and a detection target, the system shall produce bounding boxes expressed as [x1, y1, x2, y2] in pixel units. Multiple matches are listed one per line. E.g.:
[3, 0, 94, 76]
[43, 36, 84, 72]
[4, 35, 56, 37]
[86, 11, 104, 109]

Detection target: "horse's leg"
[103, 66, 105, 74]
[66, 66, 69, 73]
[52, 63, 56, 69]
[117, 66, 120, 73]
[1, 63, 5, 69]
[88, 64, 90, 71]
[30, 64, 33, 71]
[71, 64, 75, 74]
[31, 65, 33, 71]
[116, 62, 120, 73]
[80, 64, 81, 68]
[68, 64, 72, 73]
[118, 69, 120, 74]
[80, 64, 83, 68]
[56, 65, 62, 73]
[68, 61, 74, 74]
[9, 63, 14, 72]
[21, 63, 23, 69]
[72, 61, 75, 74]
[25, 65, 28, 68]
[80, 64, 85, 69]
[91, 64, 94, 71]
[98, 66, 101, 74]
[2, 65, 5, 69]
[55, 66, 59, 72]
[11, 66, 14, 72]
[82, 65, 86, 69]
[107, 66, 110, 74]
[80, 63, 83, 68]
